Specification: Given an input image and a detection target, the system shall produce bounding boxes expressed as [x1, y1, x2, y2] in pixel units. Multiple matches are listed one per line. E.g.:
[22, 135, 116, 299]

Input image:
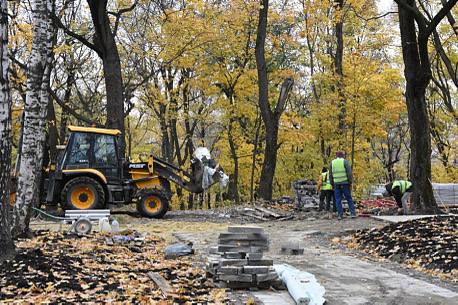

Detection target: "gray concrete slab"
[252, 291, 295, 305]
[371, 215, 454, 223]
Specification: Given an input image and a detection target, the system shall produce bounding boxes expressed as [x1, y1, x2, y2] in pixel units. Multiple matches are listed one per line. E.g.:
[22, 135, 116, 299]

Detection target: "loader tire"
[61, 177, 105, 210]
[137, 191, 169, 219]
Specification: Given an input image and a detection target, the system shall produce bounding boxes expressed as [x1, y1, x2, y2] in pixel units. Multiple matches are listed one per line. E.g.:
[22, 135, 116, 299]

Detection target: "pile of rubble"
[348, 216, 458, 280]
[239, 205, 294, 221]
[206, 226, 283, 289]
[0, 230, 227, 303]
[357, 199, 398, 215]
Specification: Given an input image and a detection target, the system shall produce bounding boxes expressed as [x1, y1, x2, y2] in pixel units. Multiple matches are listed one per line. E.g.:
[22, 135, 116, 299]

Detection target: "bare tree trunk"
[0, 0, 15, 262]
[255, 0, 294, 200]
[13, 0, 52, 236]
[87, 0, 125, 156]
[334, 0, 346, 139]
[227, 119, 240, 204]
[250, 114, 261, 202]
[395, 0, 458, 212]
[59, 68, 74, 144]
[187, 193, 194, 210]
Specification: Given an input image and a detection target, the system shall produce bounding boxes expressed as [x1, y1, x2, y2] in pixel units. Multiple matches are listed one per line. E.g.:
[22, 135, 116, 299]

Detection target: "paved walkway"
[176, 218, 458, 305]
[372, 214, 456, 223]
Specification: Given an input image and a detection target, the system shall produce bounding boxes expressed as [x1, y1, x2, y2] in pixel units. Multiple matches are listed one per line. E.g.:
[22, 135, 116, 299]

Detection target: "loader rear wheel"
[137, 192, 168, 219]
[61, 177, 105, 210]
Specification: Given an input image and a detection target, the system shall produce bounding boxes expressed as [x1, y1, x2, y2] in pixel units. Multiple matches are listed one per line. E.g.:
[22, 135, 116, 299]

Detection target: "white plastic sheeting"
[202, 166, 229, 190]
[194, 147, 211, 161]
[194, 146, 229, 190]
[219, 172, 229, 188]
[274, 264, 326, 305]
[202, 166, 217, 190]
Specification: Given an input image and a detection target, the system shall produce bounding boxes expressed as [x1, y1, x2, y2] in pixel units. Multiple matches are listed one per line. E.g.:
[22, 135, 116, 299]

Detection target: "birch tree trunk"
[12, 0, 52, 236]
[0, 0, 15, 262]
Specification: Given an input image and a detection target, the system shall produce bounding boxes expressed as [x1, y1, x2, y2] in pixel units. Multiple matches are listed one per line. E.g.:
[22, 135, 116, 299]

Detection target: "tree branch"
[350, 7, 397, 22]
[274, 77, 294, 118]
[51, 13, 102, 56]
[108, 0, 139, 36]
[424, 0, 458, 38]
[48, 87, 99, 126]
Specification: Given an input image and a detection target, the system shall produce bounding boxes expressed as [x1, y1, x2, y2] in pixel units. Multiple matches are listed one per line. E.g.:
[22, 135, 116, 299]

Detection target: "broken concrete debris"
[280, 243, 305, 255]
[240, 206, 294, 221]
[274, 264, 326, 305]
[206, 226, 284, 289]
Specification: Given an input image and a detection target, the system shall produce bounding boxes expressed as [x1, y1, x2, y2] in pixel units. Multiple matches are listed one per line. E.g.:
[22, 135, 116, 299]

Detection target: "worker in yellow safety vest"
[384, 180, 413, 215]
[329, 151, 357, 220]
[317, 167, 335, 212]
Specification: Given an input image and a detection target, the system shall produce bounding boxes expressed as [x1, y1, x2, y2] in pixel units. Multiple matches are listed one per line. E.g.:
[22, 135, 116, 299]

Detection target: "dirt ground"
[30, 210, 458, 305]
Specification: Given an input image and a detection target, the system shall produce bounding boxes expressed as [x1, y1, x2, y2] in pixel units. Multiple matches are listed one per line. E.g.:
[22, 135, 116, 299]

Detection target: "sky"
[377, 0, 395, 13]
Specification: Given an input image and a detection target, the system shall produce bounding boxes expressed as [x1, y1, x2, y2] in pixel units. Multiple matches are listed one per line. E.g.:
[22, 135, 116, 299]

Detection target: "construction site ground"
[29, 209, 458, 305]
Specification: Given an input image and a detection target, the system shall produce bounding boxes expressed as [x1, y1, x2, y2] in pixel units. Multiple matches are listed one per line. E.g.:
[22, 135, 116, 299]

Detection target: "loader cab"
[44, 126, 125, 210]
[60, 126, 122, 181]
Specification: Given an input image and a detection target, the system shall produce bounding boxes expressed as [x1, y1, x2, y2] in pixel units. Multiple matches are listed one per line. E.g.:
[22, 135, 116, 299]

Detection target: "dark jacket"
[329, 158, 353, 186]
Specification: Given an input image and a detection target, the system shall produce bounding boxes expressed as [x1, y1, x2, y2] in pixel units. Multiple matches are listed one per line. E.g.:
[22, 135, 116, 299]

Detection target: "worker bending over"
[384, 180, 413, 215]
[329, 151, 357, 220]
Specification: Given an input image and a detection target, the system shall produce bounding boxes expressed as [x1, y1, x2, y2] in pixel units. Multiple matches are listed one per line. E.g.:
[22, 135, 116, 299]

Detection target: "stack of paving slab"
[206, 226, 282, 289]
[432, 183, 458, 206]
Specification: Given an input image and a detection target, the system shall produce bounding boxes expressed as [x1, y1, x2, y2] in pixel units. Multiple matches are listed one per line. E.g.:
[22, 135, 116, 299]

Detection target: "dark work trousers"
[319, 190, 335, 212]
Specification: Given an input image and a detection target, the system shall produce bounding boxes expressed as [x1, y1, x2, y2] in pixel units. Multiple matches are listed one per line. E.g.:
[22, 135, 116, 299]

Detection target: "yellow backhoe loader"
[19, 125, 226, 218]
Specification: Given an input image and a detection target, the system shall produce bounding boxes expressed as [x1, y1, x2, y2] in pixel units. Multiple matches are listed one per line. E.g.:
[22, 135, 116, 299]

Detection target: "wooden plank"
[278, 215, 294, 221]
[254, 206, 282, 218]
[147, 272, 172, 297]
[241, 212, 268, 221]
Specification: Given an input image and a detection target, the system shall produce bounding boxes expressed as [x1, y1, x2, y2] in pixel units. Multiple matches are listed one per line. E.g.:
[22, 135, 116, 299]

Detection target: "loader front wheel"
[137, 192, 168, 219]
[62, 177, 105, 210]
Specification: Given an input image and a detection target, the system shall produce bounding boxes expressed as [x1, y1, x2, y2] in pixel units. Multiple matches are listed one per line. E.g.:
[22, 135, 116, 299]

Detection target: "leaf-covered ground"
[0, 230, 227, 304]
[345, 216, 458, 282]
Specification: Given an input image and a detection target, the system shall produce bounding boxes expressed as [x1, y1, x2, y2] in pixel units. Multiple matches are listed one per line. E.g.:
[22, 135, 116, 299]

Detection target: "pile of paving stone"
[206, 226, 282, 289]
[352, 216, 458, 274]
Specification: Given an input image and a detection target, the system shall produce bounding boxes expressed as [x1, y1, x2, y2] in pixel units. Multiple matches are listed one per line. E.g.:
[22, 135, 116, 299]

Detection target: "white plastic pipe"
[274, 264, 326, 305]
